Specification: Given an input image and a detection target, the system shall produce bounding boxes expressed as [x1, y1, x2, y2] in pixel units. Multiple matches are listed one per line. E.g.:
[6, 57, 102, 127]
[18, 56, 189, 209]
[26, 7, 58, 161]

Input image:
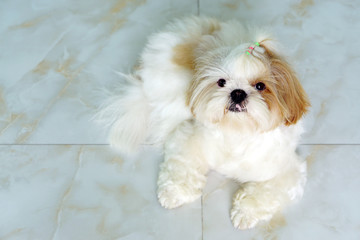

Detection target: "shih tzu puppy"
[98, 17, 310, 229]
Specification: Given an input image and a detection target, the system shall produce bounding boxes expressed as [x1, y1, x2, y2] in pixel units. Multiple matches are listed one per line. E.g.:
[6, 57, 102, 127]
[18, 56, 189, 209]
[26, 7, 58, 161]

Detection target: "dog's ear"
[259, 40, 310, 125]
[270, 58, 310, 125]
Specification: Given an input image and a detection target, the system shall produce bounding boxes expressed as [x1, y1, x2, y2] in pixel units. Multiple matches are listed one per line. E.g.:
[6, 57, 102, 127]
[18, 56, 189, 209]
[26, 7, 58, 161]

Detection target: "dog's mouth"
[228, 102, 247, 113]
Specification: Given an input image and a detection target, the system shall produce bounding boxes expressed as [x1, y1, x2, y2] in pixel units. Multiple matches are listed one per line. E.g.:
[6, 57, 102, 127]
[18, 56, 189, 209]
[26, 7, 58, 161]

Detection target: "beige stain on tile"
[96, 212, 109, 234]
[284, 0, 314, 27]
[306, 145, 321, 169]
[305, 145, 334, 174]
[66, 204, 101, 212]
[223, 2, 239, 9]
[98, 183, 150, 214]
[107, 156, 125, 172]
[0, 89, 5, 115]
[97, 183, 113, 195]
[98, 182, 131, 198]
[295, 0, 314, 16]
[17, 157, 34, 169]
[0, 176, 10, 189]
[308, 78, 342, 139]
[9, 16, 49, 30]
[316, 101, 327, 120]
[15, 122, 37, 144]
[223, 0, 251, 10]
[120, 184, 129, 195]
[56, 58, 77, 79]
[110, 18, 127, 34]
[51, 147, 83, 239]
[0, 89, 21, 136]
[0, 113, 24, 138]
[32, 60, 52, 75]
[15, 58, 83, 143]
[52, 145, 73, 156]
[111, 0, 129, 14]
[1, 228, 24, 240]
[110, 0, 146, 14]
[110, 156, 124, 167]
[102, 0, 147, 33]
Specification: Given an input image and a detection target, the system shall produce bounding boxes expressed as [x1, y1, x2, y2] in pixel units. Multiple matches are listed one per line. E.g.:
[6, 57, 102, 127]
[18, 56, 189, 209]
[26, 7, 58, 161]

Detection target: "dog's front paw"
[230, 205, 262, 230]
[230, 190, 274, 230]
[157, 184, 201, 209]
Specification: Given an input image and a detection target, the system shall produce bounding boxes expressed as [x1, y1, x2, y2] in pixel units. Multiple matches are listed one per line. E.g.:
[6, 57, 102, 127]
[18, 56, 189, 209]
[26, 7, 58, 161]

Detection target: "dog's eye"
[217, 79, 226, 87]
[255, 82, 266, 91]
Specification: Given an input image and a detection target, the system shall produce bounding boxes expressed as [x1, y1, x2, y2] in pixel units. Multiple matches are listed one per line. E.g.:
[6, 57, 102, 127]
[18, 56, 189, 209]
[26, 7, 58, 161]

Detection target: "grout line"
[201, 195, 204, 240]
[300, 143, 360, 146]
[197, 0, 200, 16]
[0, 144, 110, 146]
[1, 143, 360, 146]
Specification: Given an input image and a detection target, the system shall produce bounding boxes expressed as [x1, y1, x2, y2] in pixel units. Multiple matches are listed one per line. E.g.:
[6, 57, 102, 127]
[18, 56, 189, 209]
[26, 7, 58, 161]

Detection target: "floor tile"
[199, 0, 360, 144]
[1, 1, 360, 239]
[0, 145, 202, 240]
[202, 145, 360, 240]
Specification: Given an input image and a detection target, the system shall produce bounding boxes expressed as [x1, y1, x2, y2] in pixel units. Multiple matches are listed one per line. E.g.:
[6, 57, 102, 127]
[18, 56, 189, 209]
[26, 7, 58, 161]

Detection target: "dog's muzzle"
[229, 89, 247, 112]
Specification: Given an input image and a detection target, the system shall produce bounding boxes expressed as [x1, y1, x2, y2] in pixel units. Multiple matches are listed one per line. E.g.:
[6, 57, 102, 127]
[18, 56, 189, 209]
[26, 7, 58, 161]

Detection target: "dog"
[97, 16, 310, 229]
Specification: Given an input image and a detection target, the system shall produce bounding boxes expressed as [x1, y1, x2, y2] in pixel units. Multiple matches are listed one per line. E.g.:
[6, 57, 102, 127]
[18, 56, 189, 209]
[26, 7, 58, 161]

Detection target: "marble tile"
[0, 146, 202, 240]
[199, 0, 360, 144]
[202, 145, 360, 240]
[1, 0, 360, 238]
[0, 0, 198, 144]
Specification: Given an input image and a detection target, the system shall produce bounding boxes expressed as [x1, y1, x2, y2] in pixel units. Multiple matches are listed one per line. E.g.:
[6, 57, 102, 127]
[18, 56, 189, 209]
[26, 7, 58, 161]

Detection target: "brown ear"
[269, 58, 310, 125]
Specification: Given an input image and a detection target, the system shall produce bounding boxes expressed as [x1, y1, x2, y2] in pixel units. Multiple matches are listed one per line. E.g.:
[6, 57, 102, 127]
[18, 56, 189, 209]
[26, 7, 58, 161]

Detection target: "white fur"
[97, 17, 307, 229]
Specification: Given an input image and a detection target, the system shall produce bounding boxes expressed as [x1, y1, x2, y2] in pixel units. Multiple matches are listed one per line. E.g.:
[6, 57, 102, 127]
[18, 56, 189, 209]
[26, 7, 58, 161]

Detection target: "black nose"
[231, 89, 247, 103]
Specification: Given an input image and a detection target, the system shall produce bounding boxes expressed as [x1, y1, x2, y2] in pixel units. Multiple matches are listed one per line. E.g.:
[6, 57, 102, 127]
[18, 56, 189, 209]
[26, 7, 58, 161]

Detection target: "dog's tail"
[95, 73, 150, 153]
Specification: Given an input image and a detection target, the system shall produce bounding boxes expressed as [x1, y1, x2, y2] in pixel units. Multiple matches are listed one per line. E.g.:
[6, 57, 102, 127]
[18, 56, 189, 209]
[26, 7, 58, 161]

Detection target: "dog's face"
[188, 39, 310, 132]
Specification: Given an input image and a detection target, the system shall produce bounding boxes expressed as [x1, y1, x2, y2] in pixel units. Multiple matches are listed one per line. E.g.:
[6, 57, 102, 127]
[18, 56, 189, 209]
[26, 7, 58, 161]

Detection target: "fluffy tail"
[95, 73, 150, 153]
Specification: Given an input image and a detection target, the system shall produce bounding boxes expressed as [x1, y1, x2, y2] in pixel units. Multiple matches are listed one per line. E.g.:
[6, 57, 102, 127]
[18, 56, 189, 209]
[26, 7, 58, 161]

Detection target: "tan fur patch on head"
[207, 21, 221, 34]
[172, 21, 220, 70]
[172, 42, 197, 70]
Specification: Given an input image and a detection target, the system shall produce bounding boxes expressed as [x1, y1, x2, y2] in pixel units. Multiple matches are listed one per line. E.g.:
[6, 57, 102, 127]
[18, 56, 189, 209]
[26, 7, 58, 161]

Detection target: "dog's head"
[187, 34, 310, 132]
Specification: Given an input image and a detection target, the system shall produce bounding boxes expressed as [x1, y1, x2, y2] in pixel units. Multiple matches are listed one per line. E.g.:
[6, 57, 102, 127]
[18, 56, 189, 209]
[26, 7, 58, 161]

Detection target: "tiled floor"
[1, 0, 360, 239]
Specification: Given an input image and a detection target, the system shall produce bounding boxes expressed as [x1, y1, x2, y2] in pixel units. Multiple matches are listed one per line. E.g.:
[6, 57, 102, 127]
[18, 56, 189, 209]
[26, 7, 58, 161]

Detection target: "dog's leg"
[230, 160, 306, 229]
[157, 121, 208, 209]
[157, 157, 208, 209]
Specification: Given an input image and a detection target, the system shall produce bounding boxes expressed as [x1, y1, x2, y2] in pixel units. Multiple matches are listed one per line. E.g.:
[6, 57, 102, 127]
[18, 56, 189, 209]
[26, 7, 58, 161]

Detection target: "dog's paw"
[230, 191, 274, 230]
[157, 184, 201, 209]
[230, 205, 262, 230]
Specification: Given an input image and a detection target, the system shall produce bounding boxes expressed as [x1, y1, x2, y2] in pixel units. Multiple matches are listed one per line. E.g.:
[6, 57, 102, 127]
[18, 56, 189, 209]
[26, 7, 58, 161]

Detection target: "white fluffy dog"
[98, 17, 310, 229]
